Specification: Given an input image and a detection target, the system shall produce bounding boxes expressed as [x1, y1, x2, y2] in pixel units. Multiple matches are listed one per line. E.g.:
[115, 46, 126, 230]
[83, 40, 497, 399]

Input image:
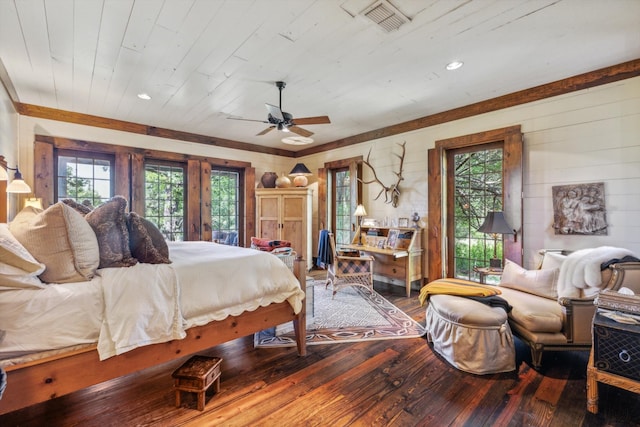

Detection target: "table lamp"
[478, 211, 514, 269]
[289, 163, 312, 187]
[354, 204, 367, 245]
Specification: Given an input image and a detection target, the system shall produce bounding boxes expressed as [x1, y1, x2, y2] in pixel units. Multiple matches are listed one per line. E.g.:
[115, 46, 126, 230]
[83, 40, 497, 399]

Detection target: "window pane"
[334, 169, 352, 245]
[453, 148, 504, 280]
[55, 153, 113, 206]
[144, 163, 185, 242]
[211, 168, 241, 246]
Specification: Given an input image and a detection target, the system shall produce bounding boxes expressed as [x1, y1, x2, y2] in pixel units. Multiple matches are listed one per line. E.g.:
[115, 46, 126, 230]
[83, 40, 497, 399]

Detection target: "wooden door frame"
[428, 125, 523, 281]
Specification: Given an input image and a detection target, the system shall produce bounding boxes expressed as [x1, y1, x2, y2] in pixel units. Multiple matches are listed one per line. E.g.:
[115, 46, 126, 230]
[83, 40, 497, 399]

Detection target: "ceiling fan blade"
[288, 126, 314, 137]
[257, 126, 274, 136]
[265, 103, 284, 121]
[292, 115, 331, 125]
[228, 117, 269, 123]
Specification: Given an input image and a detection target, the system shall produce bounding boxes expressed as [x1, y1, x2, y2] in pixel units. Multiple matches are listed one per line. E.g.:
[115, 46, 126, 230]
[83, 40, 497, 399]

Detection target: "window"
[211, 167, 241, 246]
[333, 168, 352, 245]
[55, 151, 114, 205]
[449, 145, 504, 281]
[144, 162, 186, 241]
[427, 125, 523, 282]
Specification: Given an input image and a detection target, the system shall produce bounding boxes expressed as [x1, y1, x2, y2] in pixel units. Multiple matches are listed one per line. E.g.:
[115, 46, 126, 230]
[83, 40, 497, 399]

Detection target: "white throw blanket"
[557, 246, 635, 299]
[97, 262, 185, 360]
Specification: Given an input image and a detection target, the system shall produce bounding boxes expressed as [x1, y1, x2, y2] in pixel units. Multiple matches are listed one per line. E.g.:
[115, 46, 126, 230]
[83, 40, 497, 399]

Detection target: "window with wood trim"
[427, 126, 523, 281]
[55, 150, 114, 205]
[319, 157, 362, 246]
[144, 161, 186, 241]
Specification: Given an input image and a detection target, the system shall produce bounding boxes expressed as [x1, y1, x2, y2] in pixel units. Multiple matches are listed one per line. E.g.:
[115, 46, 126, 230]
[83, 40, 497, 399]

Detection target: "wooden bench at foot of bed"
[0, 259, 307, 416]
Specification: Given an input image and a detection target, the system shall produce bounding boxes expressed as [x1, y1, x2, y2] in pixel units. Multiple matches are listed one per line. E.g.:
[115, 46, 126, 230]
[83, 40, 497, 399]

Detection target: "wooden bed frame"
[0, 259, 307, 415]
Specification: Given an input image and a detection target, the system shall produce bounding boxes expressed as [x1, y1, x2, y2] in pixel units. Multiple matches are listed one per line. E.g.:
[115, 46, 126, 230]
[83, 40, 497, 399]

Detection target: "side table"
[587, 347, 640, 413]
[473, 267, 503, 284]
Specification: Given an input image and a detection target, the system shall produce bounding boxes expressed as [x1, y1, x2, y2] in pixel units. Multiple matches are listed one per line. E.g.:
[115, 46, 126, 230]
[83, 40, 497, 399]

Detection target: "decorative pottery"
[292, 175, 308, 187]
[261, 172, 278, 188]
[275, 173, 292, 188]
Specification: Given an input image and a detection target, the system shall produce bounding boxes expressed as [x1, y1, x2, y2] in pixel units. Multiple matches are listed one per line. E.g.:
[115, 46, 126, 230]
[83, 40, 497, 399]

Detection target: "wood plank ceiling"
[1, 0, 639, 154]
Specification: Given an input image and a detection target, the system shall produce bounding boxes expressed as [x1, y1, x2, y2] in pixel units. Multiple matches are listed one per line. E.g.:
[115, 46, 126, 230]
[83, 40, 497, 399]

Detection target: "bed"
[0, 200, 307, 415]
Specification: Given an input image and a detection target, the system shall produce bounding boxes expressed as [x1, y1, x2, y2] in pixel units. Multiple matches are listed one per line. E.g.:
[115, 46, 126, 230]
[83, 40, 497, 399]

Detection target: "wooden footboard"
[0, 259, 307, 415]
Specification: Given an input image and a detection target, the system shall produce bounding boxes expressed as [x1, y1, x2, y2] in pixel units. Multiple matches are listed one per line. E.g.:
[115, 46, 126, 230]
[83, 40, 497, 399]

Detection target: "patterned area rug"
[254, 280, 426, 347]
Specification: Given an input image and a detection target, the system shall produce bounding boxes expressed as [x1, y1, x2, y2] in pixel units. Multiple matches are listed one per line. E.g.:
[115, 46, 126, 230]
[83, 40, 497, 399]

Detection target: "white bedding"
[0, 242, 304, 361]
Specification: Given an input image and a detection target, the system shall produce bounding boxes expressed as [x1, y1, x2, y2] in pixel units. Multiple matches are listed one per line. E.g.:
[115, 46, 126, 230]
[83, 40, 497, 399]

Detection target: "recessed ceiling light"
[137, 93, 151, 100]
[282, 136, 314, 145]
[446, 61, 464, 71]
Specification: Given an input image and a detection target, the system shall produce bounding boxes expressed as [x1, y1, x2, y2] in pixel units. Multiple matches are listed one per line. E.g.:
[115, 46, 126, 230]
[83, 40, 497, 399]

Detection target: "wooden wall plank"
[200, 161, 212, 241]
[186, 159, 201, 240]
[33, 141, 54, 208]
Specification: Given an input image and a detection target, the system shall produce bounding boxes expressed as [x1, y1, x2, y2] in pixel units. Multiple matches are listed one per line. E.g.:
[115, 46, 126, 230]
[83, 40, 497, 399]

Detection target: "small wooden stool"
[172, 355, 222, 411]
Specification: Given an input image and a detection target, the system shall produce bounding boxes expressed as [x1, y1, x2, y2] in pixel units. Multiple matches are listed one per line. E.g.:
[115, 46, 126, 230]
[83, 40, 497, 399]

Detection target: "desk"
[344, 226, 423, 297]
[473, 267, 503, 284]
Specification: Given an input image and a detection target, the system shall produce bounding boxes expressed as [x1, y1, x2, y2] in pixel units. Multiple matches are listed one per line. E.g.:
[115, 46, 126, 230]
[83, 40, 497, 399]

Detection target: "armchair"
[325, 232, 374, 298]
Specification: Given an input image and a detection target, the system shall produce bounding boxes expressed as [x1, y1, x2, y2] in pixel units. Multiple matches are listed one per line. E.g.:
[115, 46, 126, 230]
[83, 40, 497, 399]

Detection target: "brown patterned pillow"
[127, 212, 171, 264]
[85, 196, 137, 268]
[61, 199, 93, 216]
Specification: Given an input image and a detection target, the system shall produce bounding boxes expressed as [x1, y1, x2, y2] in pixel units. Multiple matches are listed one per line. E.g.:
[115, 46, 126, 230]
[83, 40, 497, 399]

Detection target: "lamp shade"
[354, 204, 367, 217]
[478, 211, 514, 235]
[6, 169, 32, 194]
[289, 163, 312, 176]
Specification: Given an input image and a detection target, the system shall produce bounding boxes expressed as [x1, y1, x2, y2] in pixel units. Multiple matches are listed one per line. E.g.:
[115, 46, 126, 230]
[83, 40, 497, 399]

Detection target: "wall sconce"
[354, 204, 367, 245]
[289, 163, 312, 187]
[478, 211, 515, 270]
[0, 156, 32, 194]
[24, 197, 43, 209]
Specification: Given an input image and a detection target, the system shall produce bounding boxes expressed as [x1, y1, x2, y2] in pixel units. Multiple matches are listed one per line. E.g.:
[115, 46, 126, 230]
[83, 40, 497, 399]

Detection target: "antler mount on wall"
[359, 142, 406, 208]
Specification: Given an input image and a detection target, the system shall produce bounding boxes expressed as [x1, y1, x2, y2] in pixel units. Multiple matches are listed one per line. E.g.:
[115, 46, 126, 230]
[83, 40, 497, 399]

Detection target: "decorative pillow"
[0, 223, 45, 274]
[61, 198, 93, 216]
[0, 261, 46, 290]
[85, 196, 137, 268]
[127, 212, 171, 264]
[499, 259, 559, 300]
[250, 237, 291, 252]
[9, 203, 100, 283]
[541, 251, 567, 271]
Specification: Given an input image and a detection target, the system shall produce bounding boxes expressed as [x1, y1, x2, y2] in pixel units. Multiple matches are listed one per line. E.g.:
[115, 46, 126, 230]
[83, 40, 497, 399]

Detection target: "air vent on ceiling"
[362, 1, 409, 32]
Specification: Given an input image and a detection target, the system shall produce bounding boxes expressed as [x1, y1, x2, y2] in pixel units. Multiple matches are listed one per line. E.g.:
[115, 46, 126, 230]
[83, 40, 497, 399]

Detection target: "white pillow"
[541, 251, 567, 271]
[0, 224, 46, 290]
[499, 259, 559, 300]
[0, 223, 45, 274]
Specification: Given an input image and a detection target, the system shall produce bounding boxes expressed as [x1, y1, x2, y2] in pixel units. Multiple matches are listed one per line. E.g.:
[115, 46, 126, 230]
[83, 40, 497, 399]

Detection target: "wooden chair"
[325, 232, 374, 297]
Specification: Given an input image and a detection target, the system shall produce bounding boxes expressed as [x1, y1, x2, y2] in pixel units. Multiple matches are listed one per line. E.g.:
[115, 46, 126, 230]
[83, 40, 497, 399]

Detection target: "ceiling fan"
[228, 81, 330, 137]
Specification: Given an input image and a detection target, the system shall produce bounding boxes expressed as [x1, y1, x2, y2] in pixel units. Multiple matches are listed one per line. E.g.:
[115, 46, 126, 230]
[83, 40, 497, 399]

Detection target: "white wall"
[0, 80, 20, 214]
[298, 77, 640, 268]
[11, 76, 640, 269]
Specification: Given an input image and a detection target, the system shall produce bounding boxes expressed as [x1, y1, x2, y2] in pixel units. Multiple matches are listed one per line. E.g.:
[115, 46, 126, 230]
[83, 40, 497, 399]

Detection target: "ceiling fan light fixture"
[277, 123, 290, 132]
[446, 61, 464, 71]
[282, 136, 314, 145]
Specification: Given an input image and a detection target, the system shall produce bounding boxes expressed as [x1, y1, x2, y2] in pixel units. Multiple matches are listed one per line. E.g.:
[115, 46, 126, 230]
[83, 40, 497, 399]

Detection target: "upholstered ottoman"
[426, 294, 515, 374]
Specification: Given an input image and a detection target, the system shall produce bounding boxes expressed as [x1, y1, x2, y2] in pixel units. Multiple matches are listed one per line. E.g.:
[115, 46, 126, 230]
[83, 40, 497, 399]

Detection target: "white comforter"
[0, 242, 304, 361]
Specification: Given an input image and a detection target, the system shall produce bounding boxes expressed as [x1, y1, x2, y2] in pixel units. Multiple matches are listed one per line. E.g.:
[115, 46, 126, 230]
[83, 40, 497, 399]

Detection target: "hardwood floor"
[2, 272, 639, 427]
